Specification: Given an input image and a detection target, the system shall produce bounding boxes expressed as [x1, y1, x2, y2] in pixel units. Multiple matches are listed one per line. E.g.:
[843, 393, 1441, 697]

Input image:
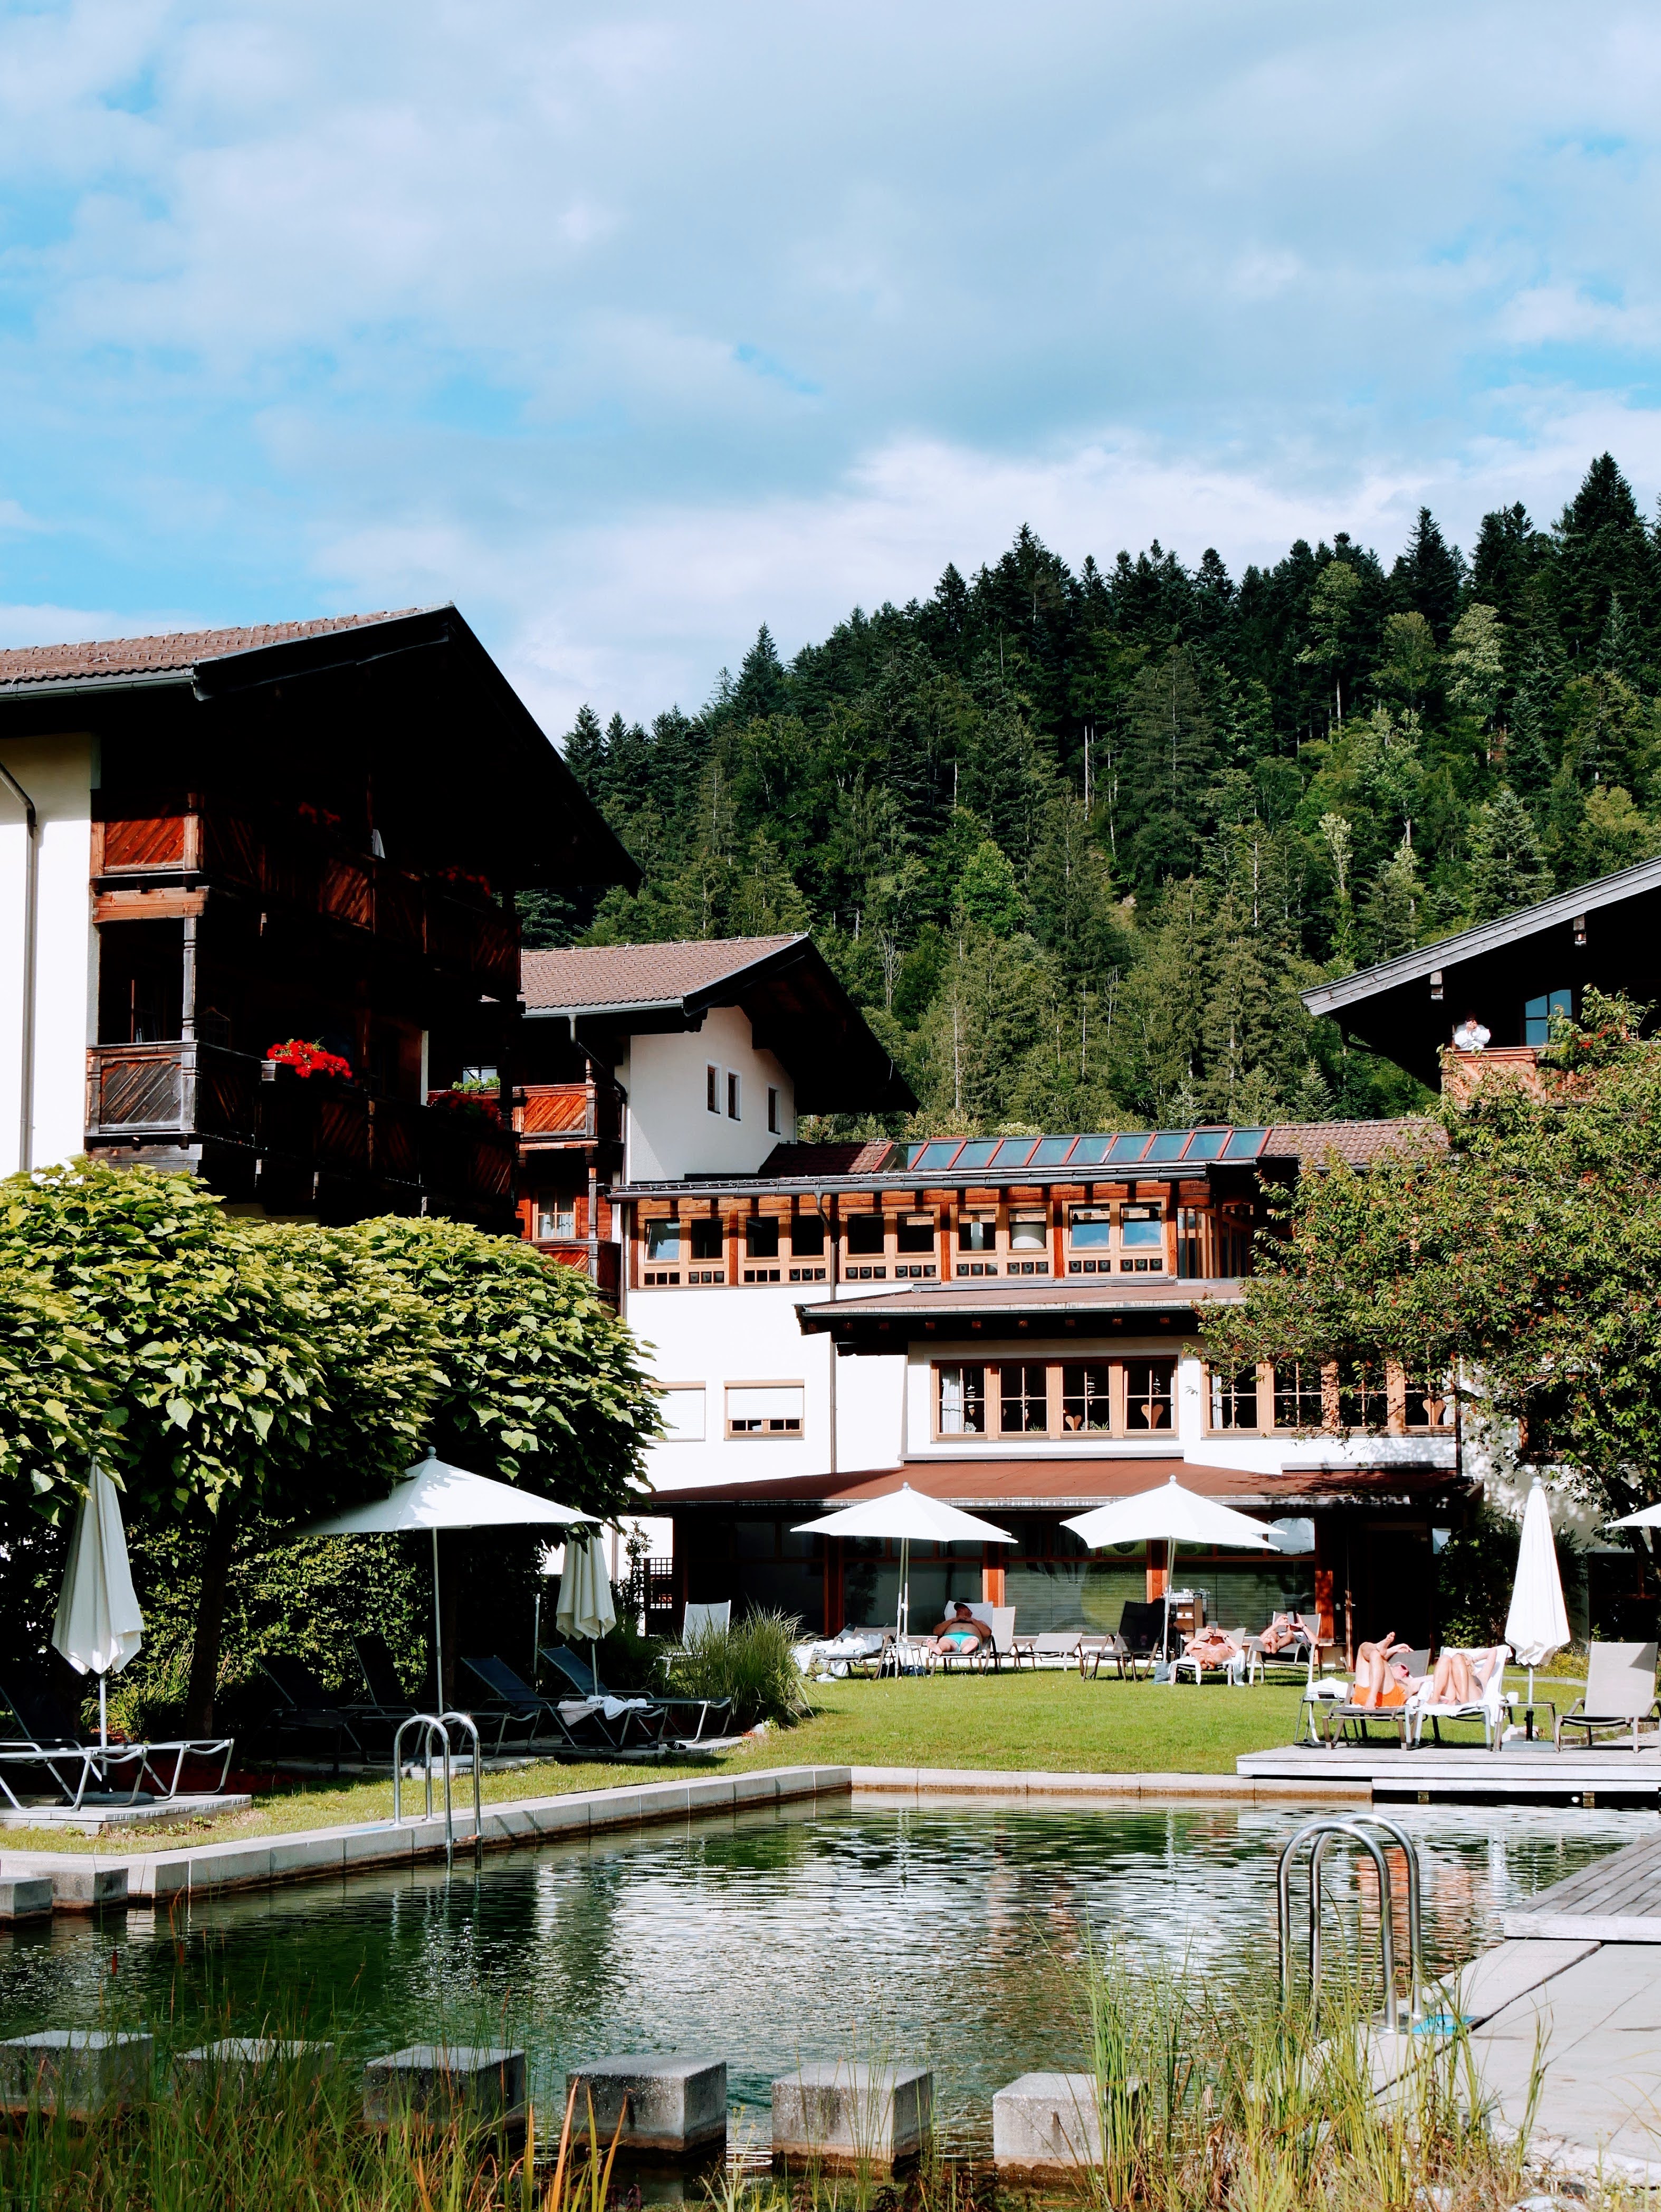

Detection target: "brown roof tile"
[0, 609, 429, 690]
[650, 1457, 1463, 1512]
[521, 936, 805, 1011]
[755, 1139, 897, 1176]
[1263, 1119, 1445, 1168]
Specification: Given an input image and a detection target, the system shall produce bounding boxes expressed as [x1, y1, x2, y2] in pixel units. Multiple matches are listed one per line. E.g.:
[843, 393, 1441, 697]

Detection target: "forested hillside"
[522, 453, 1661, 1137]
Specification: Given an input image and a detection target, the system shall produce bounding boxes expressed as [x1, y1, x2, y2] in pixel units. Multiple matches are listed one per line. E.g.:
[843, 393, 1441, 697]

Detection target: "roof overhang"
[1302, 857, 1661, 1083]
[797, 1278, 1242, 1353]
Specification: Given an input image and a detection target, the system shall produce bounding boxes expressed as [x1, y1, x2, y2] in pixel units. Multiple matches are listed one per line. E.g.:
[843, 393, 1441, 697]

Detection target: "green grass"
[0, 1671, 1324, 1853]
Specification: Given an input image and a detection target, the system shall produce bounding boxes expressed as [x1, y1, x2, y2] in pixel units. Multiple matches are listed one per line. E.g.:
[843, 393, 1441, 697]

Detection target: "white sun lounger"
[1554, 1641, 1660, 1752]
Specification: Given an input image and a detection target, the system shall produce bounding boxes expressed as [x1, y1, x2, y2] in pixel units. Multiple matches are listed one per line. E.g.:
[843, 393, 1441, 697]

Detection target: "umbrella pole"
[432, 1528, 443, 1710]
[1161, 1539, 1175, 1679]
[532, 1592, 540, 1693]
[99, 1674, 107, 1756]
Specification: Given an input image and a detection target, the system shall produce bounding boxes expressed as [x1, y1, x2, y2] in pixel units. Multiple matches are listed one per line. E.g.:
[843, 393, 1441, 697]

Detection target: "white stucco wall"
[621, 1005, 794, 1183]
[634, 1280, 907, 1490]
[0, 733, 94, 1177]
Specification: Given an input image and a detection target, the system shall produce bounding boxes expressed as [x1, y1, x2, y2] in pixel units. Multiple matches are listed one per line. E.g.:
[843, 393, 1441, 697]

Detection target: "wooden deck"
[1237, 1739, 1661, 1802]
[1503, 1831, 1661, 1940]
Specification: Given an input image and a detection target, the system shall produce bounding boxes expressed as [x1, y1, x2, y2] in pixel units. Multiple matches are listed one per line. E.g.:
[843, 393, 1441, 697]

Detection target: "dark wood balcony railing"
[85, 1044, 516, 1217]
[92, 807, 517, 998]
[532, 1238, 622, 1296]
[514, 1079, 623, 1147]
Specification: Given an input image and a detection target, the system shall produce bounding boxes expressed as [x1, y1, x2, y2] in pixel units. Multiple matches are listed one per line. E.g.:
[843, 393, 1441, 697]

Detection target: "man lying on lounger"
[923, 1603, 994, 1656]
[1350, 1633, 1502, 1709]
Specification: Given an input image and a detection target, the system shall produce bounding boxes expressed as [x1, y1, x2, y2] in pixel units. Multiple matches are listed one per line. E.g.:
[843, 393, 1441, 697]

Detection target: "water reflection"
[0, 1797, 1643, 2150]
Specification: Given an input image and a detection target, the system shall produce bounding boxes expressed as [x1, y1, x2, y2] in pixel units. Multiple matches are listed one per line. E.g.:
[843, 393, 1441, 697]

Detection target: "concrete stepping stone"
[771, 2062, 931, 2172]
[175, 2037, 336, 2083]
[565, 2054, 726, 2154]
[362, 2043, 526, 2129]
[0, 1878, 53, 1922]
[0, 2029, 153, 2115]
[994, 2072, 1105, 2178]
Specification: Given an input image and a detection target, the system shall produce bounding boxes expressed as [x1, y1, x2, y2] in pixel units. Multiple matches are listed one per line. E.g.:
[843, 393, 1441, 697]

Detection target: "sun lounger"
[1407, 1644, 1511, 1749]
[540, 1643, 730, 1743]
[1301, 1648, 1430, 1747]
[352, 1633, 422, 1716]
[1173, 1628, 1252, 1686]
[1080, 1632, 1141, 1680]
[1022, 1631, 1084, 1671]
[1554, 1641, 1660, 1752]
[657, 1600, 733, 1668]
[256, 1654, 385, 1768]
[928, 1603, 1014, 1673]
[462, 1652, 654, 1753]
[0, 1666, 231, 1806]
[792, 1627, 889, 1679]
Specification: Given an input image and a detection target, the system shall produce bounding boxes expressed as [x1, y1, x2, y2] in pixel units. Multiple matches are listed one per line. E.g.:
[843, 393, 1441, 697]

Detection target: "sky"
[3, 2, 1661, 731]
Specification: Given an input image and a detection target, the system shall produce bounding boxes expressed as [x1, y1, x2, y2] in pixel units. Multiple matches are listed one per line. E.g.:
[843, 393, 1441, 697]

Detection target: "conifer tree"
[1468, 786, 1554, 919]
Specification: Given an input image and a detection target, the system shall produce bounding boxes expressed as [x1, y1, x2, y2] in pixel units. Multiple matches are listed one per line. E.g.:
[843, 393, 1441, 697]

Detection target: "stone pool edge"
[1, 1765, 854, 1905]
[853, 1767, 1370, 1803]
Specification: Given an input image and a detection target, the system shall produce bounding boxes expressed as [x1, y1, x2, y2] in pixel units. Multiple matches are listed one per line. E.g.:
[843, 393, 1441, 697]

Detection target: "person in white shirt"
[1453, 1012, 1491, 1052]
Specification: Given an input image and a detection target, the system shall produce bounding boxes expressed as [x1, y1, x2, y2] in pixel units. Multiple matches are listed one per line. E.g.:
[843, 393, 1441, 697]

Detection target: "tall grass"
[667, 1610, 813, 1729]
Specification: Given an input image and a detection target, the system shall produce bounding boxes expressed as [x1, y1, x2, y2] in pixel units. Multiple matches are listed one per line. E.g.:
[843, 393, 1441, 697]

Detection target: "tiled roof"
[0, 609, 430, 690]
[1262, 1119, 1446, 1168]
[755, 1140, 897, 1177]
[521, 936, 805, 1011]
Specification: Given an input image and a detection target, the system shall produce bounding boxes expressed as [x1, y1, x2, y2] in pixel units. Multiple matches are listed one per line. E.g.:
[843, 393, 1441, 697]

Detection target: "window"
[1009, 1209, 1048, 1253]
[1404, 1376, 1455, 1429]
[938, 1365, 986, 1435]
[896, 1213, 936, 1254]
[705, 1064, 720, 1114]
[959, 1211, 997, 1253]
[1125, 1359, 1175, 1431]
[726, 1384, 804, 1437]
[688, 1219, 722, 1261]
[1068, 1207, 1113, 1250]
[537, 1199, 577, 1240]
[727, 1071, 741, 1120]
[1177, 1206, 1203, 1279]
[1119, 1204, 1166, 1273]
[767, 1085, 781, 1134]
[1524, 987, 1572, 1047]
[1000, 1362, 1049, 1434]
[1336, 1356, 1387, 1431]
[1061, 1364, 1113, 1433]
[661, 1386, 705, 1441]
[790, 1214, 825, 1256]
[1273, 1361, 1326, 1431]
[746, 1218, 779, 1260]
[846, 1213, 885, 1255]
[1209, 1368, 1261, 1431]
[646, 1221, 683, 1263]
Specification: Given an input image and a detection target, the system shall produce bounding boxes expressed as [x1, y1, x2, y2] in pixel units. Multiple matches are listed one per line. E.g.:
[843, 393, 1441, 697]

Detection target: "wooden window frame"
[724, 1378, 805, 1440]
[1204, 1360, 1269, 1435]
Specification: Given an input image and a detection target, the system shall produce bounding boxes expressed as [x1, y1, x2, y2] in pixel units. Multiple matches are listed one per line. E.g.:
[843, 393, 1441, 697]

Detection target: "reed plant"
[667, 1609, 813, 1729]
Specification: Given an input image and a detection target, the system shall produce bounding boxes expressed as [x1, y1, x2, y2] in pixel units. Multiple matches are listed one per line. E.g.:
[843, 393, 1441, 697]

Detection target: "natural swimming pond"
[0, 1796, 1645, 2152]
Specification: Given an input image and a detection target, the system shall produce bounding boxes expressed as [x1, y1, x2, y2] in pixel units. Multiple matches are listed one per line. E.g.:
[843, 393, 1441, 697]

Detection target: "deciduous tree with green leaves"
[1202, 993, 1661, 1531]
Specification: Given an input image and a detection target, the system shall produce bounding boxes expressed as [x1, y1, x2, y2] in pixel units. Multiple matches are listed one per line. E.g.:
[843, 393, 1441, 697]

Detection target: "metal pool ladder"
[392, 1711, 483, 1873]
[1277, 1814, 1425, 2033]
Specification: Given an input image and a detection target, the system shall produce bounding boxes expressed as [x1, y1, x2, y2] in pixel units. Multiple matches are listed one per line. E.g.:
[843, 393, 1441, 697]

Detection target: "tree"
[1202, 994, 1661, 1527]
[1360, 836, 1422, 961]
[1298, 561, 1364, 721]
[1467, 786, 1553, 919]
[1373, 612, 1440, 713]
[1445, 603, 1505, 728]
[0, 1265, 107, 1508]
[954, 837, 1026, 935]
[1388, 507, 1465, 643]
[1553, 453, 1659, 666]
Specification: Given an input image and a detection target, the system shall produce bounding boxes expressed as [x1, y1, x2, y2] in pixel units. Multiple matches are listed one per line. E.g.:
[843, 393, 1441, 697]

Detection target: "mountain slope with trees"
[524, 453, 1661, 1134]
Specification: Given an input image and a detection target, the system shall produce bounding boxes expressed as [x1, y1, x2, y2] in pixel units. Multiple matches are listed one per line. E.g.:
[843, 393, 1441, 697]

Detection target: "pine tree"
[560, 704, 607, 797]
[1468, 786, 1554, 920]
[1360, 837, 1422, 961]
[1389, 507, 1466, 643]
[1505, 645, 1561, 799]
[730, 625, 790, 721]
[1553, 453, 1660, 666]
[1596, 593, 1646, 690]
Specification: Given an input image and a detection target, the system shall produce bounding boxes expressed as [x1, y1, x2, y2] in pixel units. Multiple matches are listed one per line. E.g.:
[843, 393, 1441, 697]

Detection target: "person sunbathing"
[1183, 1627, 1241, 1667]
[1258, 1613, 1311, 1656]
[1351, 1632, 1420, 1709]
[1425, 1646, 1502, 1704]
[923, 1603, 992, 1655]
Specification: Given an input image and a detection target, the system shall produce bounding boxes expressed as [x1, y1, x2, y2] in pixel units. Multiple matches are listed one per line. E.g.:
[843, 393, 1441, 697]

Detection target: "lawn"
[0, 1670, 1318, 1853]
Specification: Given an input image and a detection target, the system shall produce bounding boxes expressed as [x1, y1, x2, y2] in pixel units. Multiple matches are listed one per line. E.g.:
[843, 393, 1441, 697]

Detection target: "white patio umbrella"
[1063, 1475, 1277, 1676]
[793, 1483, 1015, 1651]
[296, 1453, 593, 1704]
[52, 1461, 144, 1753]
[1504, 1476, 1570, 1705]
[556, 1524, 618, 1689]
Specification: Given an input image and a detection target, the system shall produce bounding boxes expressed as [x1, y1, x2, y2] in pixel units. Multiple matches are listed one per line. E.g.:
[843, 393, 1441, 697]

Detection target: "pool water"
[0, 1797, 1643, 2151]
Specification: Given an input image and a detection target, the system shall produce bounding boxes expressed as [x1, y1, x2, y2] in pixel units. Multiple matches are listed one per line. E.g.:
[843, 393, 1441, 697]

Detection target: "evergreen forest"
[521, 453, 1661, 1137]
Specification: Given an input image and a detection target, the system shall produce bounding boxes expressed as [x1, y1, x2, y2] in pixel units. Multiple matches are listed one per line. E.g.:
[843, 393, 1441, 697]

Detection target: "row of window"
[931, 1358, 1454, 1440]
[702, 1066, 785, 1135]
[661, 1382, 804, 1442]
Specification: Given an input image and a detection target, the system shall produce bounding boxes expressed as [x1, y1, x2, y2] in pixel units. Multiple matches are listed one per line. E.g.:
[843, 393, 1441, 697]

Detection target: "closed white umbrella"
[1063, 1475, 1276, 1678]
[794, 1483, 1015, 1651]
[297, 1453, 591, 1706]
[1505, 1476, 1570, 1706]
[556, 1525, 617, 1687]
[52, 1461, 144, 1753]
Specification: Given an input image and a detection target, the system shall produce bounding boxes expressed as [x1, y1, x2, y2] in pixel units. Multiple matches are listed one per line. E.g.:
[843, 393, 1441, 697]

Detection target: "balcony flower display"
[429, 1080, 501, 1125]
[266, 1038, 354, 1081]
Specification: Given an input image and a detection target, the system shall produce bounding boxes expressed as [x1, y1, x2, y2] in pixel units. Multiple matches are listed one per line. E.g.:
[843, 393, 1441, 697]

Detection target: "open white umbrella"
[1063, 1475, 1276, 1677]
[793, 1483, 1015, 1652]
[1504, 1476, 1570, 1706]
[297, 1453, 593, 1705]
[52, 1461, 144, 1753]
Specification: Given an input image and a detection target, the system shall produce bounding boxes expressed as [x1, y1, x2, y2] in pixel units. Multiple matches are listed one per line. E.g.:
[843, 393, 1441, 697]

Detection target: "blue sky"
[3, 1, 1661, 729]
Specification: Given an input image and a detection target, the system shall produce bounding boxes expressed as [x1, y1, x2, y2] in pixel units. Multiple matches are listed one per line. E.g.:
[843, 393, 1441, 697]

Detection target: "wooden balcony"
[531, 1237, 622, 1301]
[85, 1043, 516, 1223]
[514, 1078, 624, 1148]
[92, 806, 517, 999]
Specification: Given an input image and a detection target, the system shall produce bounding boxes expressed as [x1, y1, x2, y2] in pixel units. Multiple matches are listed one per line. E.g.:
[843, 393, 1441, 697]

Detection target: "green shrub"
[1435, 1501, 1583, 1647]
[666, 1609, 812, 1729]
